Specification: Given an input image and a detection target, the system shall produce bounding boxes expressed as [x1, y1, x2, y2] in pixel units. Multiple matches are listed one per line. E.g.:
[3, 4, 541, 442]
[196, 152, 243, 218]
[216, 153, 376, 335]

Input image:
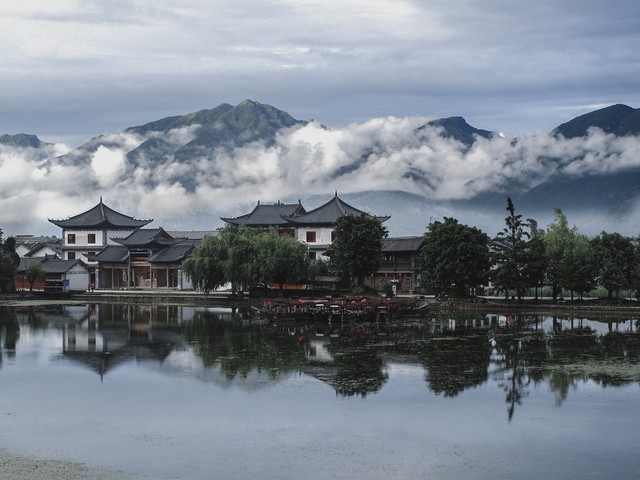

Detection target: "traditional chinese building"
[48, 197, 153, 265]
[221, 193, 390, 260]
[89, 228, 206, 290]
[365, 236, 425, 295]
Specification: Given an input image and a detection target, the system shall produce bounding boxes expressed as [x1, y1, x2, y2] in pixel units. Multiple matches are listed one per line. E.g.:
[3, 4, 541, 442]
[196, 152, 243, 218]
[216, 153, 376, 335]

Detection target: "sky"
[1, 0, 639, 237]
[1, 0, 638, 145]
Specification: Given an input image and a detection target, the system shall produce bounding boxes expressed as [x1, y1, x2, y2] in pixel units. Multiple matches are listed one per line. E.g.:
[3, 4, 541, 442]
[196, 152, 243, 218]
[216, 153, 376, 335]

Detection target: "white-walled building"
[221, 193, 390, 261]
[48, 197, 153, 265]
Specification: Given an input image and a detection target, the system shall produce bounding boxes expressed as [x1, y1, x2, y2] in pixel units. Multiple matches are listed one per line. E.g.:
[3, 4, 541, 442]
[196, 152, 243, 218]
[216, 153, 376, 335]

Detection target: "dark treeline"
[420, 197, 640, 301]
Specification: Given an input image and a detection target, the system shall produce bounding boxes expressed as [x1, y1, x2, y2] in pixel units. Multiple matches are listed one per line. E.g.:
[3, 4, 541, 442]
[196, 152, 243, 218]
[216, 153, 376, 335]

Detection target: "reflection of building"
[61, 304, 186, 380]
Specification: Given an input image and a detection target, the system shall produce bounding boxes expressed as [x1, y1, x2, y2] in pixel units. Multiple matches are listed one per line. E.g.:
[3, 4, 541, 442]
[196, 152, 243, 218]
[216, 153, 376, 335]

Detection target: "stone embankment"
[435, 297, 640, 317]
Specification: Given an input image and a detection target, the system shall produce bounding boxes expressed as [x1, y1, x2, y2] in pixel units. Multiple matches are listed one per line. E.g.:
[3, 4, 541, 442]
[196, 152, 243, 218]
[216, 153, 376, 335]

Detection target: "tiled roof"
[111, 228, 174, 247]
[381, 236, 424, 252]
[48, 198, 152, 229]
[167, 230, 219, 240]
[89, 245, 129, 263]
[25, 241, 63, 258]
[40, 259, 88, 274]
[148, 240, 198, 263]
[285, 194, 390, 226]
[221, 201, 305, 226]
[17, 257, 87, 274]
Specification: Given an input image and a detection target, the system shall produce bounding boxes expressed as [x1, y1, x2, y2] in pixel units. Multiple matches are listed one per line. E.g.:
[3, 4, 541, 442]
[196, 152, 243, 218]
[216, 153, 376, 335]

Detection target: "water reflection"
[1, 304, 639, 415]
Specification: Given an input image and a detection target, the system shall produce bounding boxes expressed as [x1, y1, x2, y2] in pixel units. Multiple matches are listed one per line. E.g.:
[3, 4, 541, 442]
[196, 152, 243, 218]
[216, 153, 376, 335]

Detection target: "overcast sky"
[1, 0, 638, 146]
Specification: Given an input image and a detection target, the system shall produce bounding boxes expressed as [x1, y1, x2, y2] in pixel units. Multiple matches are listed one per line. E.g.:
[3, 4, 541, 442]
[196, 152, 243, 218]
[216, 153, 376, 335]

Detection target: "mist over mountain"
[2, 101, 640, 238]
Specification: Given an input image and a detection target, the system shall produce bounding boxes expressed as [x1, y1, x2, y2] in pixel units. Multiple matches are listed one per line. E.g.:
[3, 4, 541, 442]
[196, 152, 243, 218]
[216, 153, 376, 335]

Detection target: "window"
[308, 251, 317, 260]
[331, 230, 337, 242]
[306, 231, 316, 243]
[68, 252, 76, 260]
[88, 233, 96, 244]
[67, 233, 76, 244]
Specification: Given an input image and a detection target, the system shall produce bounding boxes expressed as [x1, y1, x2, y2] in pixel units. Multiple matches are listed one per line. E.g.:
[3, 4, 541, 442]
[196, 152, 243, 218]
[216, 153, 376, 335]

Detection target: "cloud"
[2, 114, 640, 238]
[0, 1, 638, 144]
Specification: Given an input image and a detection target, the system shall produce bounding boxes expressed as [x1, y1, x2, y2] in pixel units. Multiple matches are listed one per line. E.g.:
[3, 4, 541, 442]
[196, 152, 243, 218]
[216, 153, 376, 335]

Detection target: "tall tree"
[0, 233, 20, 293]
[565, 233, 597, 299]
[525, 229, 547, 300]
[491, 197, 530, 301]
[544, 209, 575, 299]
[592, 232, 635, 298]
[329, 214, 388, 286]
[419, 217, 490, 297]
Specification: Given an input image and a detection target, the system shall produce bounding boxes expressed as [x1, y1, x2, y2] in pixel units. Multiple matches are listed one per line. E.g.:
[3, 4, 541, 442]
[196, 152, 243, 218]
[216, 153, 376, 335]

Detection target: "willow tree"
[254, 228, 309, 295]
[182, 234, 229, 293]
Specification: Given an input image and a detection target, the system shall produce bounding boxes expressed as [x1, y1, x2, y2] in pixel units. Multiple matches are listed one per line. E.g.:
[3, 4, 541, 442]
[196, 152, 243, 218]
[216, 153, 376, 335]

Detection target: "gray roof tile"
[285, 194, 390, 226]
[49, 198, 152, 229]
[221, 201, 305, 226]
[381, 236, 424, 252]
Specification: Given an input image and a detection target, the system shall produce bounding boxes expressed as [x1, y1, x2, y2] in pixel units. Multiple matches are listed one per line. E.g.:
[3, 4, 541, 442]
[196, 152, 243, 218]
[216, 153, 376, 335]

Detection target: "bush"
[350, 285, 378, 297]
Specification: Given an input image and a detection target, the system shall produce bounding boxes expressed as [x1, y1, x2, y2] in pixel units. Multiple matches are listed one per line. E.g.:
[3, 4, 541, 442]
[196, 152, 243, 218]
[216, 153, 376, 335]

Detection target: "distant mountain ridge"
[553, 104, 640, 138]
[0, 133, 47, 148]
[419, 116, 494, 146]
[4, 100, 640, 236]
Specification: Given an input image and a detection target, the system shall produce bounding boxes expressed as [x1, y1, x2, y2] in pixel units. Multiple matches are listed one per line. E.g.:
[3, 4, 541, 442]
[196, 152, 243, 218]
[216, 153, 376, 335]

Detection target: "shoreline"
[0, 449, 161, 480]
[1, 291, 639, 317]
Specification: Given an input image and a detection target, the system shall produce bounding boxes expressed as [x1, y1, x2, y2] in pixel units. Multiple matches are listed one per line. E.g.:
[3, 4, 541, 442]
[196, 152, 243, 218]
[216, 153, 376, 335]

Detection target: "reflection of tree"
[490, 334, 548, 420]
[500, 341, 529, 421]
[0, 306, 19, 358]
[331, 347, 387, 397]
[182, 312, 306, 380]
[547, 370, 578, 405]
[420, 335, 491, 397]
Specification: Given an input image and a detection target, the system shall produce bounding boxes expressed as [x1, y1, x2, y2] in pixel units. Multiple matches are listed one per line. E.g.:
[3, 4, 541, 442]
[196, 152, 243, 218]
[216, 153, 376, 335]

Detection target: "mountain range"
[3, 100, 640, 236]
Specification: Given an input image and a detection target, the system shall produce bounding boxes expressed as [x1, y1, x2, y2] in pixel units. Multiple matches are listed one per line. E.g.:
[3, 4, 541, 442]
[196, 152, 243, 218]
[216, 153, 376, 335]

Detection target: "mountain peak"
[552, 104, 638, 138]
[419, 116, 494, 146]
[0, 133, 45, 148]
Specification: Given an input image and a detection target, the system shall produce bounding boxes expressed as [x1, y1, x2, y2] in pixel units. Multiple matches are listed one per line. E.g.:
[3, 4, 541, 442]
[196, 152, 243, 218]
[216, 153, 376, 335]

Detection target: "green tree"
[0, 233, 20, 293]
[328, 214, 388, 286]
[419, 217, 490, 297]
[525, 228, 547, 299]
[254, 228, 309, 295]
[182, 234, 229, 293]
[491, 197, 530, 301]
[565, 233, 597, 299]
[221, 226, 260, 295]
[592, 232, 635, 298]
[544, 209, 575, 299]
[25, 261, 47, 292]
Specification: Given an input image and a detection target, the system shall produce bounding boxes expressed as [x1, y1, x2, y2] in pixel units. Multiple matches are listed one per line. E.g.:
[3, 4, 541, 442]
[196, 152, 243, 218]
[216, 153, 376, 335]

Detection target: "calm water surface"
[1, 303, 639, 479]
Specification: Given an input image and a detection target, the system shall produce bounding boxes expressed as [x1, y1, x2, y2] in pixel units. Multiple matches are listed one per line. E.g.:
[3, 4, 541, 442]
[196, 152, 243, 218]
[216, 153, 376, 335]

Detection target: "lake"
[1, 303, 639, 479]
